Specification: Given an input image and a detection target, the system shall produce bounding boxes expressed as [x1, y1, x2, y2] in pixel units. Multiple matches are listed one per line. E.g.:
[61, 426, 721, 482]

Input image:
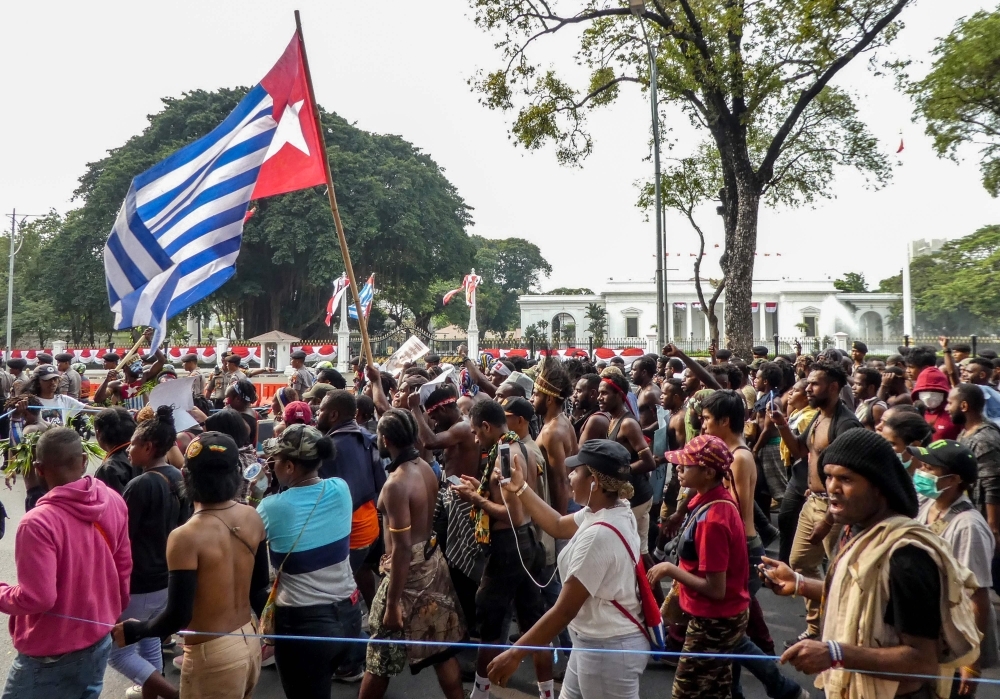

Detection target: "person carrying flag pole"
[102, 10, 376, 368]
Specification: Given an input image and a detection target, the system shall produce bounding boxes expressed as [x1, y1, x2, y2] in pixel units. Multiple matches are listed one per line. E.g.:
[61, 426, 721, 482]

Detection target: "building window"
[626, 317, 638, 338]
[802, 315, 817, 336]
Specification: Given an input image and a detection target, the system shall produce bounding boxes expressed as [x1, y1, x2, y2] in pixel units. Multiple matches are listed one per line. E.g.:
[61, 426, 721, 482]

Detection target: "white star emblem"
[263, 99, 311, 162]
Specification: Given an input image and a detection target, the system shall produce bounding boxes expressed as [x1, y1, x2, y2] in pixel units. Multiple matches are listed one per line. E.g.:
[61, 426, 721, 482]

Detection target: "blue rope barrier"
[43, 612, 1000, 686]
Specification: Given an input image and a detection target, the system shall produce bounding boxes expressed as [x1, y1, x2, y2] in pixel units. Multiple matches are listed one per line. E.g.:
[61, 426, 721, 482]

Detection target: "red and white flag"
[324, 275, 349, 326]
[443, 273, 482, 307]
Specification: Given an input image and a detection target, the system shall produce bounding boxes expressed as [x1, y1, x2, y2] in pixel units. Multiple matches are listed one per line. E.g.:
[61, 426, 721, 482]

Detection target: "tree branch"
[757, 0, 912, 182]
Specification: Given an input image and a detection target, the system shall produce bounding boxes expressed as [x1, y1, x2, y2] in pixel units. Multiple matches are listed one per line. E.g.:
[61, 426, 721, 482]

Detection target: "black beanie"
[821, 428, 918, 518]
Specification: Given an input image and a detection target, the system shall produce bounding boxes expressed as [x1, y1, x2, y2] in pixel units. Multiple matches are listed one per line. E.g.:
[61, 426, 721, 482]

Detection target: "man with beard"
[530, 360, 576, 517]
[952, 382, 1000, 594]
[412, 385, 485, 637]
[452, 399, 552, 699]
[571, 374, 609, 443]
[770, 361, 862, 644]
[765, 429, 979, 699]
[316, 390, 385, 611]
[359, 409, 466, 699]
[409, 385, 480, 480]
[630, 354, 662, 440]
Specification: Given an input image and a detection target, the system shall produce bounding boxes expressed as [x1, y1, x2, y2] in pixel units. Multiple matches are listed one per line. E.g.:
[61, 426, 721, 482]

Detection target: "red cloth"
[677, 485, 750, 619]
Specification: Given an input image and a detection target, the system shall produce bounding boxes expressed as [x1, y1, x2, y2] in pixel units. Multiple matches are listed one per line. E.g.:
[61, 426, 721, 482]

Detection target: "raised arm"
[769, 406, 807, 460]
[407, 393, 467, 451]
[457, 347, 496, 398]
[365, 364, 391, 416]
[664, 344, 721, 390]
[93, 370, 120, 405]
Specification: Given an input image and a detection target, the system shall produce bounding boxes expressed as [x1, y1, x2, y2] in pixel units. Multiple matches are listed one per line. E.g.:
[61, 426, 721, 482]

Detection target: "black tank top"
[608, 416, 652, 508]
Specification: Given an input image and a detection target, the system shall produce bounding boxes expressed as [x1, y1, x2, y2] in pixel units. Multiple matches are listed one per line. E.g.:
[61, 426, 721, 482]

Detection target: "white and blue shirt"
[257, 478, 356, 607]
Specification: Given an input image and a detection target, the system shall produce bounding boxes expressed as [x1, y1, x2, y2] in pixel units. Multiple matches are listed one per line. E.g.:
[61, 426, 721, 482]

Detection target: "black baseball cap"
[185, 431, 240, 472]
[502, 397, 534, 422]
[35, 365, 59, 381]
[565, 439, 631, 480]
[907, 440, 978, 485]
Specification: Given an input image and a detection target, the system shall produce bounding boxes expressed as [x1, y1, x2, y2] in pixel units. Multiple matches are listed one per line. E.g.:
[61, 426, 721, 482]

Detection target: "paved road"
[0, 474, 997, 698]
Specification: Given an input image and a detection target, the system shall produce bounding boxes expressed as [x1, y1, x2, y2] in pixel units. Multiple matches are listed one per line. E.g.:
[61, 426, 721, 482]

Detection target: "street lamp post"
[630, 0, 668, 347]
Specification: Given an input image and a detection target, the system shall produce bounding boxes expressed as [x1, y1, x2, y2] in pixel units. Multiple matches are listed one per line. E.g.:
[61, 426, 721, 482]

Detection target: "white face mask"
[918, 391, 944, 410]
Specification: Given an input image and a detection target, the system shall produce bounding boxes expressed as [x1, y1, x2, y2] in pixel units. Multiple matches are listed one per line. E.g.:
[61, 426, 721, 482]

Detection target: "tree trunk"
[722, 167, 760, 359]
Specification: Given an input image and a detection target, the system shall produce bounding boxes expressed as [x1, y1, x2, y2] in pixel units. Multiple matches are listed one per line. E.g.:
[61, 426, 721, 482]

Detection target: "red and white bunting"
[765, 302, 777, 314]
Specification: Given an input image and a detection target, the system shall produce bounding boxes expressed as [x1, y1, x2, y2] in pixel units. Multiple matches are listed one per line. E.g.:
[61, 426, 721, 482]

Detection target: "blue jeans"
[108, 589, 168, 685]
[2, 634, 112, 699]
[730, 634, 802, 699]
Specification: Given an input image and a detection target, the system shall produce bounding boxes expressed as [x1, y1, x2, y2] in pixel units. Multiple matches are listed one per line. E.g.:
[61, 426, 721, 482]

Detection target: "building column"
[685, 303, 693, 340]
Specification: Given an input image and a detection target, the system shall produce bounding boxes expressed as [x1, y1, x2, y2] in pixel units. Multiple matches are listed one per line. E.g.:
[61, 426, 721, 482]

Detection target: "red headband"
[601, 377, 627, 398]
[427, 396, 458, 413]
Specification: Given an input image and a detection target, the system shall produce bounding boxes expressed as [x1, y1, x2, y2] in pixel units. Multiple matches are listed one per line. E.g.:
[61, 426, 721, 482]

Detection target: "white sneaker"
[125, 685, 144, 699]
[172, 655, 183, 670]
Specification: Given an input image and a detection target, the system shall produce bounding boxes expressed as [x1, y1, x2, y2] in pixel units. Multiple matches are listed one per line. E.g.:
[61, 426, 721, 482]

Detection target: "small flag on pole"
[443, 273, 482, 307]
[102, 33, 327, 351]
[324, 275, 349, 326]
[348, 274, 375, 319]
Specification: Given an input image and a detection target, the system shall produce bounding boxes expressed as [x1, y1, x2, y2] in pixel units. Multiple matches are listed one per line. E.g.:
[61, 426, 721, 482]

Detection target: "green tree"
[434, 236, 552, 334]
[471, 0, 908, 355]
[834, 272, 868, 293]
[910, 9, 1000, 197]
[547, 287, 594, 295]
[585, 303, 608, 346]
[70, 88, 474, 339]
[877, 225, 1000, 334]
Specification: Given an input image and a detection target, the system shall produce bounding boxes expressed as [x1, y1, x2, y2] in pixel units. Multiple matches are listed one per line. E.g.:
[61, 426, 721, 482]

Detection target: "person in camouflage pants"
[672, 609, 749, 699]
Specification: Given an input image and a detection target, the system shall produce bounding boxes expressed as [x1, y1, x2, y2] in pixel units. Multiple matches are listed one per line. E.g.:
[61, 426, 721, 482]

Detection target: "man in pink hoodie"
[0, 427, 131, 699]
[907, 346, 960, 441]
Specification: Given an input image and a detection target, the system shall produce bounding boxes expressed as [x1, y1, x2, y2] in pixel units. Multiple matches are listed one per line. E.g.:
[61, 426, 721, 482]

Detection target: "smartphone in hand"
[498, 443, 512, 484]
[446, 475, 463, 487]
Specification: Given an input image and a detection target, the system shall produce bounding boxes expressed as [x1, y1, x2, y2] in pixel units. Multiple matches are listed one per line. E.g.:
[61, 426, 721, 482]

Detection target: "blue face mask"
[913, 470, 951, 500]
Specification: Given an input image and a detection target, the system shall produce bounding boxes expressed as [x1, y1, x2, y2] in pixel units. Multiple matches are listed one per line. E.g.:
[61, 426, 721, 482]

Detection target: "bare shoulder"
[732, 447, 756, 472]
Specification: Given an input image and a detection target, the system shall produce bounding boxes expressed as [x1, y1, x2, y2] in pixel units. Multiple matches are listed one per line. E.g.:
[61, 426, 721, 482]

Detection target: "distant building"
[518, 278, 900, 344]
[911, 238, 946, 258]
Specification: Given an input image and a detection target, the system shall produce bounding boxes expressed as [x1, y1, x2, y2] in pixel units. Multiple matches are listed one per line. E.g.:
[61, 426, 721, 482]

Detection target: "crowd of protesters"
[0, 335, 996, 699]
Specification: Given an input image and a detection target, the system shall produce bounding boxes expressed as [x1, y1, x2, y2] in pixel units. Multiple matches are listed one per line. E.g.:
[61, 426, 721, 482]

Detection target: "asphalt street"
[0, 471, 998, 698]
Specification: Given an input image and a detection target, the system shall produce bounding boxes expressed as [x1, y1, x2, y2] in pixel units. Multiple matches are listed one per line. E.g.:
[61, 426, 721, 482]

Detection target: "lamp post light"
[630, 0, 668, 347]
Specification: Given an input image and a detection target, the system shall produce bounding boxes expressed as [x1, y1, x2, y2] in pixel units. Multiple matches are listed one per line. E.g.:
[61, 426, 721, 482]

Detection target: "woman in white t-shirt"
[487, 439, 650, 699]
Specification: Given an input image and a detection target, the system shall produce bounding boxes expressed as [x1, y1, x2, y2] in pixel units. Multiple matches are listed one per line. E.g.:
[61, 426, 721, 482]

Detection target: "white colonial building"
[519, 278, 900, 348]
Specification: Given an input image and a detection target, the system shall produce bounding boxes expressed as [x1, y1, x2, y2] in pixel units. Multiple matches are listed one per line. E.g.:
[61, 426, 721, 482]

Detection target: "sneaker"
[260, 643, 275, 667]
[172, 655, 183, 670]
[783, 630, 817, 649]
[125, 685, 144, 699]
[333, 665, 365, 683]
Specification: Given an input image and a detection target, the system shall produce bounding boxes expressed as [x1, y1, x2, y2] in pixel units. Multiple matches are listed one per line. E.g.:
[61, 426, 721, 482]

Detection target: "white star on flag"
[263, 99, 310, 161]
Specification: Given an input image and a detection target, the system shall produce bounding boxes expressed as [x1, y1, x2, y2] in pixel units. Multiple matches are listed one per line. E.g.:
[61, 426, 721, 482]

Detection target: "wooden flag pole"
[294, 10, 375, 368]
[115, 330, 152, 372]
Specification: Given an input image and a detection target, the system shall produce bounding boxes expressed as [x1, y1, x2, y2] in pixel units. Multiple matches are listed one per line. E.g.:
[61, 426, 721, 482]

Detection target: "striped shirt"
[257, 478, 356, 607]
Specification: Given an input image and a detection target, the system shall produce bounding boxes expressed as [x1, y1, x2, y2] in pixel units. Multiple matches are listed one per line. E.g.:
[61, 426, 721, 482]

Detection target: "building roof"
[247, 330, 301, 343]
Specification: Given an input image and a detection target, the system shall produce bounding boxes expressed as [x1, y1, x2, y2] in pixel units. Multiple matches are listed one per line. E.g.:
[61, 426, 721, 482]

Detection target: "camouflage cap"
[265, 423, 324, 461]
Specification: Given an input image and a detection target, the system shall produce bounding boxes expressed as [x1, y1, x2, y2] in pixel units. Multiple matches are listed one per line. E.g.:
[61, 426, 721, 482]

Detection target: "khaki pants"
[631, 499, 653, 555]
[179, 621, 261, 699]
[788, 494, 842, 636]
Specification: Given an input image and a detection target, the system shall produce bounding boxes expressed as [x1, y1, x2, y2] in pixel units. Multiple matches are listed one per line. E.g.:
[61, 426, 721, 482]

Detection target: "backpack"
[592, 521, 665, 650]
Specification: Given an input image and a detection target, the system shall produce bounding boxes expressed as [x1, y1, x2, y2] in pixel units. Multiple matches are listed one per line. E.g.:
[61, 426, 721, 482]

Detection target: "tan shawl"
[817, 515, 981, 699]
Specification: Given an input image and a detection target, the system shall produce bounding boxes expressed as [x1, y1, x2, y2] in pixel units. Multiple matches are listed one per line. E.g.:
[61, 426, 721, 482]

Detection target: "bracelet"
[514, 482, 529, 497]
[962, 666, 981, 678]
[793, 572, 803, 598]
[826, 640, 844, 670]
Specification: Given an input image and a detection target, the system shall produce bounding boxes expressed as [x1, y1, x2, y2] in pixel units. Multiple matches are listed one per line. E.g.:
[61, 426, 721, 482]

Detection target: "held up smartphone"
[498, 443, 512, 483]
[446, 475, 463, 487]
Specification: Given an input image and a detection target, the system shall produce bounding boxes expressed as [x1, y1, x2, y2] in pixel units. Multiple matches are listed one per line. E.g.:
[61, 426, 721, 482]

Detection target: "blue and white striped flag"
[103, 34, 327, 350]
[347, 274, 375, 320]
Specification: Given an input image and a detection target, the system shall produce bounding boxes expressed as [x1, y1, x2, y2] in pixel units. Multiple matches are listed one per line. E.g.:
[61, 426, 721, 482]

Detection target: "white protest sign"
[418, 365, 458, 406]
[148, 376, 198, 432]
[383, 336, 430, 375]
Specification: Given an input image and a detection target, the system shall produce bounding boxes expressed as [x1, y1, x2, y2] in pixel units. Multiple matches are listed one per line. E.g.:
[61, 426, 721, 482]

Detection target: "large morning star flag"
[104, 34, 327, 350]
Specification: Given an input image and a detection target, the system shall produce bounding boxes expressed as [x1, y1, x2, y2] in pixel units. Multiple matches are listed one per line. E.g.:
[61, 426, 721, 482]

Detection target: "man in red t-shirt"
[650, 435, 749, 699]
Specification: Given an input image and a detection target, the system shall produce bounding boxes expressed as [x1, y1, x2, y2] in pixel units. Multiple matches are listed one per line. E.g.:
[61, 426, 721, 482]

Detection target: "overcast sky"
[1, 0, 996, 294]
